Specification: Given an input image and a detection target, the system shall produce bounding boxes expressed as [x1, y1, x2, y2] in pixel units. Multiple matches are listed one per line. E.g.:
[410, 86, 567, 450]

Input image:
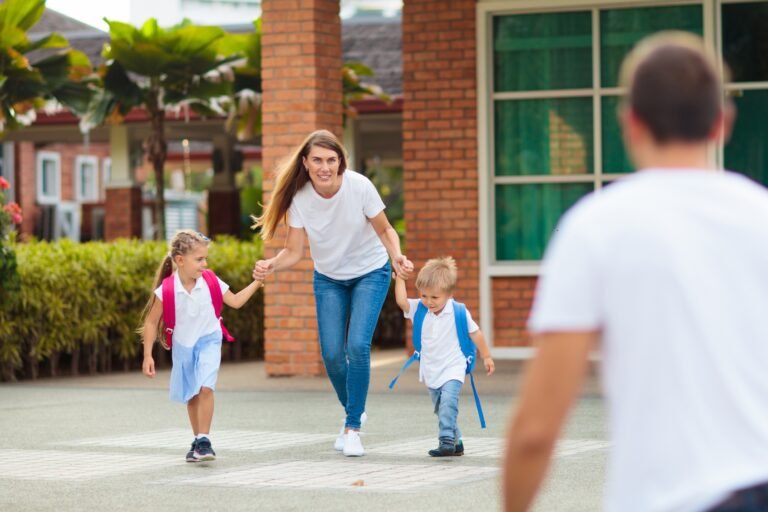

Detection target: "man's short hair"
[415, 256, 458, 293]
[619, 32, 729, 143]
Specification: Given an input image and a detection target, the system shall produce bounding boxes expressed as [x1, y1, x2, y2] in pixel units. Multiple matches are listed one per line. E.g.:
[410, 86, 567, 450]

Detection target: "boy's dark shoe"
[428, 437, 456, 457]
[454, 439, 464, 456]
[193, 437, 216, 461]
[186, 439, 198, 463]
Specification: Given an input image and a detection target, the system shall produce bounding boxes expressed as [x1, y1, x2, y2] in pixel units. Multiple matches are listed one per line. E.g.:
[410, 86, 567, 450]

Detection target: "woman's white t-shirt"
[154, 271, 229, 347]
[288, 170, 388, 280]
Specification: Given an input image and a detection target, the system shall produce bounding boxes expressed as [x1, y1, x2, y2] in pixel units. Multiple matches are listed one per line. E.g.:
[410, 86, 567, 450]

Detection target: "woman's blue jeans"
[313, 261, 391, 429]
[428, 379, 463, 442]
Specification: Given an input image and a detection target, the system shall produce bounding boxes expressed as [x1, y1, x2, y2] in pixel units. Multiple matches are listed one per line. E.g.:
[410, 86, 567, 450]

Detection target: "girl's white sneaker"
[342, 430, 365, 457]
[334, 412, 367, 451]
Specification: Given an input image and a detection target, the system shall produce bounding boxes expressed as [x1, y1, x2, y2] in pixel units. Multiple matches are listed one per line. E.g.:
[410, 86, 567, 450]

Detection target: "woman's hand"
[253, 259, 275, 281]
[393, 255, 414, 280]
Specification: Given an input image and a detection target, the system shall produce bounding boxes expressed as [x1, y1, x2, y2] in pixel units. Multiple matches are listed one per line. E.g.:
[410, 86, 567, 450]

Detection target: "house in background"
[9, 1, 764, 375]
[256, 0, 768, 375]
[3, 8, 403, 243]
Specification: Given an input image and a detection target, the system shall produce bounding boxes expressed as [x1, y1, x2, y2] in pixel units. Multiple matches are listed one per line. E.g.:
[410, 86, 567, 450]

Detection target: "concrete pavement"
[0, 349, 607, 511]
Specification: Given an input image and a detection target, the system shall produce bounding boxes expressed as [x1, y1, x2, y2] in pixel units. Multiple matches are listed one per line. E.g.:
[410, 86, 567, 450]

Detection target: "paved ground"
[0, 350, 607, 511]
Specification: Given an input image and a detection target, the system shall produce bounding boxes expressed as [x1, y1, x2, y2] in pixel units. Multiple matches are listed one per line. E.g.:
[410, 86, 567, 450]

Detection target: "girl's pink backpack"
[161, 269, 234, 349]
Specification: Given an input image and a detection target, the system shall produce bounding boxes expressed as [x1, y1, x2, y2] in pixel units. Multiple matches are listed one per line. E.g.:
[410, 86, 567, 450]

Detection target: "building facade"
[260, 0, 768, 374]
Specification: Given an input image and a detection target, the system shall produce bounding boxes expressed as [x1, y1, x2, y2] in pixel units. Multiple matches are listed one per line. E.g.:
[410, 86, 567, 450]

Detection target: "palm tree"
[0, 0, 94, 135]
[83, 18, 247, 239]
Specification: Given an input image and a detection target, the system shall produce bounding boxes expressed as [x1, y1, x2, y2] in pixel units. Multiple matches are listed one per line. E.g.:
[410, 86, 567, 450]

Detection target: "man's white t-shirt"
[404, 298, 479, 389]
[529, 169, 768, 512]
[154, 271, 229, 347]
[288, 170, 389, 280]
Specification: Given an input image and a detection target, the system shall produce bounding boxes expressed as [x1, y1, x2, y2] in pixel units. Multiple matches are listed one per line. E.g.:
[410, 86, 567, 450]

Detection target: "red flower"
[11, 213, 22, 225]
[0, 177, 9, 190]
[3, 202, 22, 216]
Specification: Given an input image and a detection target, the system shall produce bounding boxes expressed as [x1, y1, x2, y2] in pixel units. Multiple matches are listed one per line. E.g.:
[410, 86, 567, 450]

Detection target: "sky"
[46, 0, 131, 31]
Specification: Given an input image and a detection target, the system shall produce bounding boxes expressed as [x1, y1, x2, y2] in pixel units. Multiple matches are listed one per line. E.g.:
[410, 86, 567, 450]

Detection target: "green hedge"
[0, 237, 263, 381]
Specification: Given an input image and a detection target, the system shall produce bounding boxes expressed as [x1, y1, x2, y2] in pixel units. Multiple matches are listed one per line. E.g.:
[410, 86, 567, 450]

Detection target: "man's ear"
[711, 101, 736, 144]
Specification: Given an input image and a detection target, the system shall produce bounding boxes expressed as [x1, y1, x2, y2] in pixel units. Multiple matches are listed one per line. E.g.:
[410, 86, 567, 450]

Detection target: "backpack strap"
[453, 301, 486, 429]
[161, 275, 176, 349]
[388, 302, 428, 389]
[201, 269, 234, 343]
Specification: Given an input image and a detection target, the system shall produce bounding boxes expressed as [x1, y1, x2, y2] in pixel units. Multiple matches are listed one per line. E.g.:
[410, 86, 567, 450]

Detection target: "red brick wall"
[105, 186, 142, 240]
[492, 277, 537, 347]
[15, 142, 36, 239]
[402, 0, 480, 312]
[261, 0, 342, 376]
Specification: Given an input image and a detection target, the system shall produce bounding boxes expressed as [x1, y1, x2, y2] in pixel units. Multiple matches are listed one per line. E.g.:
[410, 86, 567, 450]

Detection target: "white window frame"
[36, 151, 61, 204]
[477, 0, 723, 356]
[75, 155, 99, 203]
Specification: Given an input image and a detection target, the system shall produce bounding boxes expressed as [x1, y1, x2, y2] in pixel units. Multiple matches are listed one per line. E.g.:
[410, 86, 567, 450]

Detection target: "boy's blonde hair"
[415, 256, 457, 293]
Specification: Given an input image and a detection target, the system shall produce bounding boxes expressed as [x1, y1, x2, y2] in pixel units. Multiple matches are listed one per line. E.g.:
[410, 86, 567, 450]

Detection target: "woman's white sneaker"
[342, 430, 365, 457]
[334, 412, 367, 451]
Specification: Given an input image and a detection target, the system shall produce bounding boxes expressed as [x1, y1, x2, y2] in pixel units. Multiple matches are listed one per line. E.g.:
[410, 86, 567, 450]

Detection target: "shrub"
[0, 237, 263, 381]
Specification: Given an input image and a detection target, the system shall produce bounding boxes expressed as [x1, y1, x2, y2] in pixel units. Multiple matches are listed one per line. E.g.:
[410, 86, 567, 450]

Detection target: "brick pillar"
[208, 189, 241, 236]
[14, 142, 37, 240]
[104, 125, 142, 240]
[104, 186, 142, 239]
[261, 0, 342, 376]
[403, 1, 480, 312]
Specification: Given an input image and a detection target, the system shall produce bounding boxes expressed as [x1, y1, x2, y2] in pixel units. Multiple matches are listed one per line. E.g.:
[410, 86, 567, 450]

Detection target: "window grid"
[75, 156, 99, 203]
[36, 152, 61, 204]
[490, 2, 709, 263]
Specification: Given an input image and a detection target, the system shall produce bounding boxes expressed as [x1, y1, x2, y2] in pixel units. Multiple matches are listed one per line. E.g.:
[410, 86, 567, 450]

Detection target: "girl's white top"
[288, 170, 389, 280]
[404, 298, 479, 389]
[154, 271, 229, 347]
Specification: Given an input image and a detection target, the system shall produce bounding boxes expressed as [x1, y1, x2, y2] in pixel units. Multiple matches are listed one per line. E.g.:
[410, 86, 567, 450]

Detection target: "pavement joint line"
[64, 428, 336, 451]
[0, 449, 179, 481]
[154, 459, 500, 492]
[366, 437, 610, 458]
[369, 354, 408, 369]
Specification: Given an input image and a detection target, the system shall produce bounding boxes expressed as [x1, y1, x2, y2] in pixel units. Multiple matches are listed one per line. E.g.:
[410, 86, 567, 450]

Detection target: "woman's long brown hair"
[251, 129, 348, 240]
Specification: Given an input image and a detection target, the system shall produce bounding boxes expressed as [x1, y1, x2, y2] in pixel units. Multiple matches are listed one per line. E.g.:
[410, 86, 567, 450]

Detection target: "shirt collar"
[173, 271, 205, 294]
[430, 298, 454, 318]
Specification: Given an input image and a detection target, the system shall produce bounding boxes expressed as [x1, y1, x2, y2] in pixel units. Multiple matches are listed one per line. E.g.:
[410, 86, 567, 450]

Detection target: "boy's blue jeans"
[313, 261, 391, 430]
[428, 379, 463, 443]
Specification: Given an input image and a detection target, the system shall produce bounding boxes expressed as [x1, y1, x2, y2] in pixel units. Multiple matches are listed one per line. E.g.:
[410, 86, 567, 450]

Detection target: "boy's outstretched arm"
[469, 329, 495, 375]
[223, 279, 263, 309]
[142, 299, 163, 378]
[393, 274, 410, 315]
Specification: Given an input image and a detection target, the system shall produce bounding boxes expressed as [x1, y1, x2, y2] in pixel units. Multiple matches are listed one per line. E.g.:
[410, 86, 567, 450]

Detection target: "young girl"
[140, 230, 262, 462]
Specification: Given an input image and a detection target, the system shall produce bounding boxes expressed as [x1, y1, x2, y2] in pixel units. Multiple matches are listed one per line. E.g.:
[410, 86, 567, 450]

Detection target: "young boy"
[394, 256, 495, 457]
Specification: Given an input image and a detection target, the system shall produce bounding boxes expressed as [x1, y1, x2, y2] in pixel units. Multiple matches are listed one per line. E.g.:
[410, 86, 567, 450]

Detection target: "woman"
[252, 129, 413, 457]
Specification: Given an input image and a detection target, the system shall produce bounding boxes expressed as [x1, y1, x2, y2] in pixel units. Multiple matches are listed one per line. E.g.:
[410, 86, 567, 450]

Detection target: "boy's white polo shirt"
[404, 298, 479, 389]
[154, 271, 229, 348]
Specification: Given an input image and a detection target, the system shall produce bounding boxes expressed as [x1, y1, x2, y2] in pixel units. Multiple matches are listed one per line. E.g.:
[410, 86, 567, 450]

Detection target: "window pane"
[601, 95, 634, 174]
[495, 183, 593, 260]
[600, 5, 703, 87]
[42, 160, 56, 196]
[722, 2, 768, 83]
[81, 162, 95, 198]
[494, 12, 592, 92]
[495, 98, 593, 176]
[725, 89, 768, 187]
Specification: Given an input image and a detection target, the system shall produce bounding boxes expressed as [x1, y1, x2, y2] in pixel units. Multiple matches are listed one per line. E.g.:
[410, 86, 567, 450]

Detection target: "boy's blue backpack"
[389, 301, 486, 428]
